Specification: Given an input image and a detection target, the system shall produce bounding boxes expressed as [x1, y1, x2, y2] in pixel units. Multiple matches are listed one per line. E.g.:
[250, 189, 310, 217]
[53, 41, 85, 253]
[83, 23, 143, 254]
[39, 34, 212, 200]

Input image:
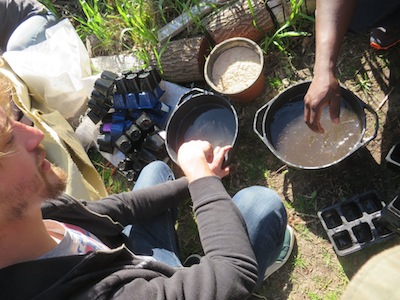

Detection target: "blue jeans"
[123, 161, 287, 288]
[6, 11, 58, 51]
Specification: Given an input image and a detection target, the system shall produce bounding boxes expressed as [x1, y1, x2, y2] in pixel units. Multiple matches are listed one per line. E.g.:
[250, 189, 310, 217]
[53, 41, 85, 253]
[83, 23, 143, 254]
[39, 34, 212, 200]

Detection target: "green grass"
[71, 0, 315, 71]
[89, 149, 131, 194]
[261, 0, 314, 54]
[72, 0, 216, 70]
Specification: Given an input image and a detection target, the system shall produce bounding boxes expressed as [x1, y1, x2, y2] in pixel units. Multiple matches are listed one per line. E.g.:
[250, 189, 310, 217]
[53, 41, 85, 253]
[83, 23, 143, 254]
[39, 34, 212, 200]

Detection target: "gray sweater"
[0, 176, 258, 299]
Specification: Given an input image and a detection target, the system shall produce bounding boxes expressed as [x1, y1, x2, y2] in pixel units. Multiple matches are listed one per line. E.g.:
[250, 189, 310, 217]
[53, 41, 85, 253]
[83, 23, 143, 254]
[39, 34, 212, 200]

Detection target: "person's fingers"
[312, 106, 325, 134]
[329, 94, 341, 124]
[211, 146, 230, 166]
[304, 102, 311, 126]
[304, 102, 323, 133]
[209, 145, 232, 178]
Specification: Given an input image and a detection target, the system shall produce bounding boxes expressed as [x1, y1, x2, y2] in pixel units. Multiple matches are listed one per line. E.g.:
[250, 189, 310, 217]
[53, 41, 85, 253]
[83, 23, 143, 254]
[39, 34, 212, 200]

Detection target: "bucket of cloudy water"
[165, 88, 238, 167]
[253, 81, 379, 169]
[204, 37, 265, 103]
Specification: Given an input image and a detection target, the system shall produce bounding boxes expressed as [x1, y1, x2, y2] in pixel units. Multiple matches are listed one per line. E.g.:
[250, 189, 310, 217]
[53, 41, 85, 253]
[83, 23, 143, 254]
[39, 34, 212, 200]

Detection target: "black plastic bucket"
[166, 88, 238, 165]
[253, 81, 379, 169]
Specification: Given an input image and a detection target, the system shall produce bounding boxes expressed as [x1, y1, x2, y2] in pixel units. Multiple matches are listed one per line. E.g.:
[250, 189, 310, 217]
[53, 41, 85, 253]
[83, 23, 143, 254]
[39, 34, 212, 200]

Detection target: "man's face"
[0, 108, 67, 222]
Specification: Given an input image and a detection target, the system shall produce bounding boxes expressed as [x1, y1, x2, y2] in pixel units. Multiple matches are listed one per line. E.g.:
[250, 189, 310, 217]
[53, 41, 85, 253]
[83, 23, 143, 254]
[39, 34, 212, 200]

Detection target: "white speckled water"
[270, 97, 361, 167]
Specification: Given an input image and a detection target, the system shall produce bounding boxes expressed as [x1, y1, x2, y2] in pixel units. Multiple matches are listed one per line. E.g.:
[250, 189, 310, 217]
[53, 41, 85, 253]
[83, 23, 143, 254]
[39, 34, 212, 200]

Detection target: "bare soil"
[172, 29, 400, 300]
[225, 31, 400, 299]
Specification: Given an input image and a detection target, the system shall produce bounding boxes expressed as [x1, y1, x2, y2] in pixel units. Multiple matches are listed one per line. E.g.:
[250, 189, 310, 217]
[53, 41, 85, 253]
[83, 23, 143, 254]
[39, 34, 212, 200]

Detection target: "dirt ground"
[167, 29, 400, 299]
[225, 31, 400, 299]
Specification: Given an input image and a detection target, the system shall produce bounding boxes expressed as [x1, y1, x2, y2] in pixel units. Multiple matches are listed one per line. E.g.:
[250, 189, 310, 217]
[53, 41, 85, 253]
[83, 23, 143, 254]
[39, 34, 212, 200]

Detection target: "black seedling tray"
[318, 190, 395, 256]
[385, 142, 400, 170]
[381, 194, 400, 234]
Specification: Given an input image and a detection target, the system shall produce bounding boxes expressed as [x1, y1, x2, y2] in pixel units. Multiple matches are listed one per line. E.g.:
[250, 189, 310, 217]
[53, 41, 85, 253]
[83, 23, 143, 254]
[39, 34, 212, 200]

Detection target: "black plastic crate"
[318, 191, 395, 256]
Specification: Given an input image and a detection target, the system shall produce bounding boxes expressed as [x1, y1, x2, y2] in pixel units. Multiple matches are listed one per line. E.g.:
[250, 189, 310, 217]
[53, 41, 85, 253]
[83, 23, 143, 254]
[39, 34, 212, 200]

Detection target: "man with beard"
[0, 72, 294, 299]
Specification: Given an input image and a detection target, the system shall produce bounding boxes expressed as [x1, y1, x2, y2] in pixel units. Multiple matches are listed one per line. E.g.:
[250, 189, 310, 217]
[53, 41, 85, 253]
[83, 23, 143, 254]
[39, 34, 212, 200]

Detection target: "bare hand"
[208, 145, 232, 178]
[177, 141, 231, 183]
[304, 74, 341, 133]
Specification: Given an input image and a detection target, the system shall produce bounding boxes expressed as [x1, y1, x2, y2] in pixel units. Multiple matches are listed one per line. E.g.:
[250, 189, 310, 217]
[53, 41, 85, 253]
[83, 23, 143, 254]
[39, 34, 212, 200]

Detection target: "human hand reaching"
[177, 140, 231, 183]
[304, 72, 341, 134]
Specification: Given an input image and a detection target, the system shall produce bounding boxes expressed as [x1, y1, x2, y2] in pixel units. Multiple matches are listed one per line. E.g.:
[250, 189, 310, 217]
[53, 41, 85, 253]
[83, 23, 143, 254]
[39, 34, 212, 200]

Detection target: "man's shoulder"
[41, 193, 86, 214]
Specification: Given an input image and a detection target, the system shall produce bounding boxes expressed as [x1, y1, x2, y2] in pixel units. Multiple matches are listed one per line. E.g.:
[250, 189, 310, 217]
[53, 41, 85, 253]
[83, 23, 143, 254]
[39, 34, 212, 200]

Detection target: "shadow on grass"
[256, 240, 298, 299]
[285, 147, 400, 278]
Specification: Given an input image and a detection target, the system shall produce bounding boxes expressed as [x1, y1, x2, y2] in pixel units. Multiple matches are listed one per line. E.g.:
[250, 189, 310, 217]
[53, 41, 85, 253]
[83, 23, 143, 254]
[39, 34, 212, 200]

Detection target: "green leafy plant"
[73, 0, 212, 70]
[74, 0, 117, 53]
[356, 72, 372, 92]
[262, 0, 314, 54]
[114, 0, 158, 67]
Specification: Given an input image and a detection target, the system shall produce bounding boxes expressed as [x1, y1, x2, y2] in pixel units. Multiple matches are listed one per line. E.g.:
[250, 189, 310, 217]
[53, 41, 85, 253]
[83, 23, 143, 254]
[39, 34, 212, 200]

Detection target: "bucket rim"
[165, 89, 239, 164]
[204, 37, 265, 99]
[253, 80, 377, 170]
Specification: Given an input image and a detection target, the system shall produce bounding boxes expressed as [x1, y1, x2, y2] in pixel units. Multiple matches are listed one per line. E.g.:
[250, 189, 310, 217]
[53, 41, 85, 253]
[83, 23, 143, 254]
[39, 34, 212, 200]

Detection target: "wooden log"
[156, 0, 316, 83]
[300, 0, 316, 16]
[202, 0, 316, 44]
[202, 0, 274, 44]
[153, 36, 213, 83]
[268, 0, 290, 25]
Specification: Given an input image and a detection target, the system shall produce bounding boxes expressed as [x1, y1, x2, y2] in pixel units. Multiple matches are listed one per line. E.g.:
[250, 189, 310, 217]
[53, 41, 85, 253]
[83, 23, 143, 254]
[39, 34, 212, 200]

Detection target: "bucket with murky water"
[253, 81, 379, 169]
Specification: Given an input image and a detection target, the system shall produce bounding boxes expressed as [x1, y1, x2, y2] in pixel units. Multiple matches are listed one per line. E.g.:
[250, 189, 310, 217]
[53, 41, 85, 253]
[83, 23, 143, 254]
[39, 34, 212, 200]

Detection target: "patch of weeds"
[294, 190, 318, 213]
[312, 290, 340, 300]
[88, 150, 131, 194]
[309, 290, 342, 300]
[356, 72, 372, 93]
[73, 0, 214, 68]
[263, 169, 271, 181]
[308, 292, 321, 300]
[74, 0, 120, 54]
[261, 0, 314, 55]
[114, 0, 160, 66]
[232, 143, 274, 186]
[325, 291, 342, 300]
[39, 0, 58, 17]
[313, 274, 335, 294]
[295, 223, 314, 242]
[293, 252, 307, 269]
[284, 198, 295, 211]
[321, 247, 334, 267]
[268, 76, 284, 90]
[308, 291, 329, 300]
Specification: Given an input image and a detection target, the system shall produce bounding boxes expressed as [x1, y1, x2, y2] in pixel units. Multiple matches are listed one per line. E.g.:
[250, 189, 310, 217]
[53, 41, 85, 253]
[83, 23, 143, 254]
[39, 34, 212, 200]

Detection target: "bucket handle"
[359, 100, 379, 146]
[178, 88, 213, 106]
[253, 101, 272, 142]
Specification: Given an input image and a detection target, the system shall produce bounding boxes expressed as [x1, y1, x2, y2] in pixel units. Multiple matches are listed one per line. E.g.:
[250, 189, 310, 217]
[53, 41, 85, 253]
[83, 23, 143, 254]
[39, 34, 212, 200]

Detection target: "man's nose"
[15, 122, 45, 152]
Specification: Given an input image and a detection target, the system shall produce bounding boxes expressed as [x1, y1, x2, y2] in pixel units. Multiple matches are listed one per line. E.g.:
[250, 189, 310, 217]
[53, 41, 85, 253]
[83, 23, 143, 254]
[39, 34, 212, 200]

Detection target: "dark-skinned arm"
[304, 0, 357, 133]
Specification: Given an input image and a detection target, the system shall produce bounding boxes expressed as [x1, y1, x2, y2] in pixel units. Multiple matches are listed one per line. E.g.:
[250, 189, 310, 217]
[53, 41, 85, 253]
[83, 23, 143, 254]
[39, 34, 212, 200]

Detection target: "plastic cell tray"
[381, 194, 400, 234]
[386, 142, 400, 170]
[318, 190, 395, 256]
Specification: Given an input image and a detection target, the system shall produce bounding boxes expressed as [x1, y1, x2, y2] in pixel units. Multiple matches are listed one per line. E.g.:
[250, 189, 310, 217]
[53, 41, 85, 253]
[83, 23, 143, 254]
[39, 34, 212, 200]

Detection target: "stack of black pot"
[87, 66, 170, 181]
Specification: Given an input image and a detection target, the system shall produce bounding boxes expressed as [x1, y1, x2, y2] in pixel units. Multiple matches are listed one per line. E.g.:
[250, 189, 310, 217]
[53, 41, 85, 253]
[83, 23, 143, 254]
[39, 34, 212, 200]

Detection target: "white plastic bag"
[4, 19, 92, 120]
